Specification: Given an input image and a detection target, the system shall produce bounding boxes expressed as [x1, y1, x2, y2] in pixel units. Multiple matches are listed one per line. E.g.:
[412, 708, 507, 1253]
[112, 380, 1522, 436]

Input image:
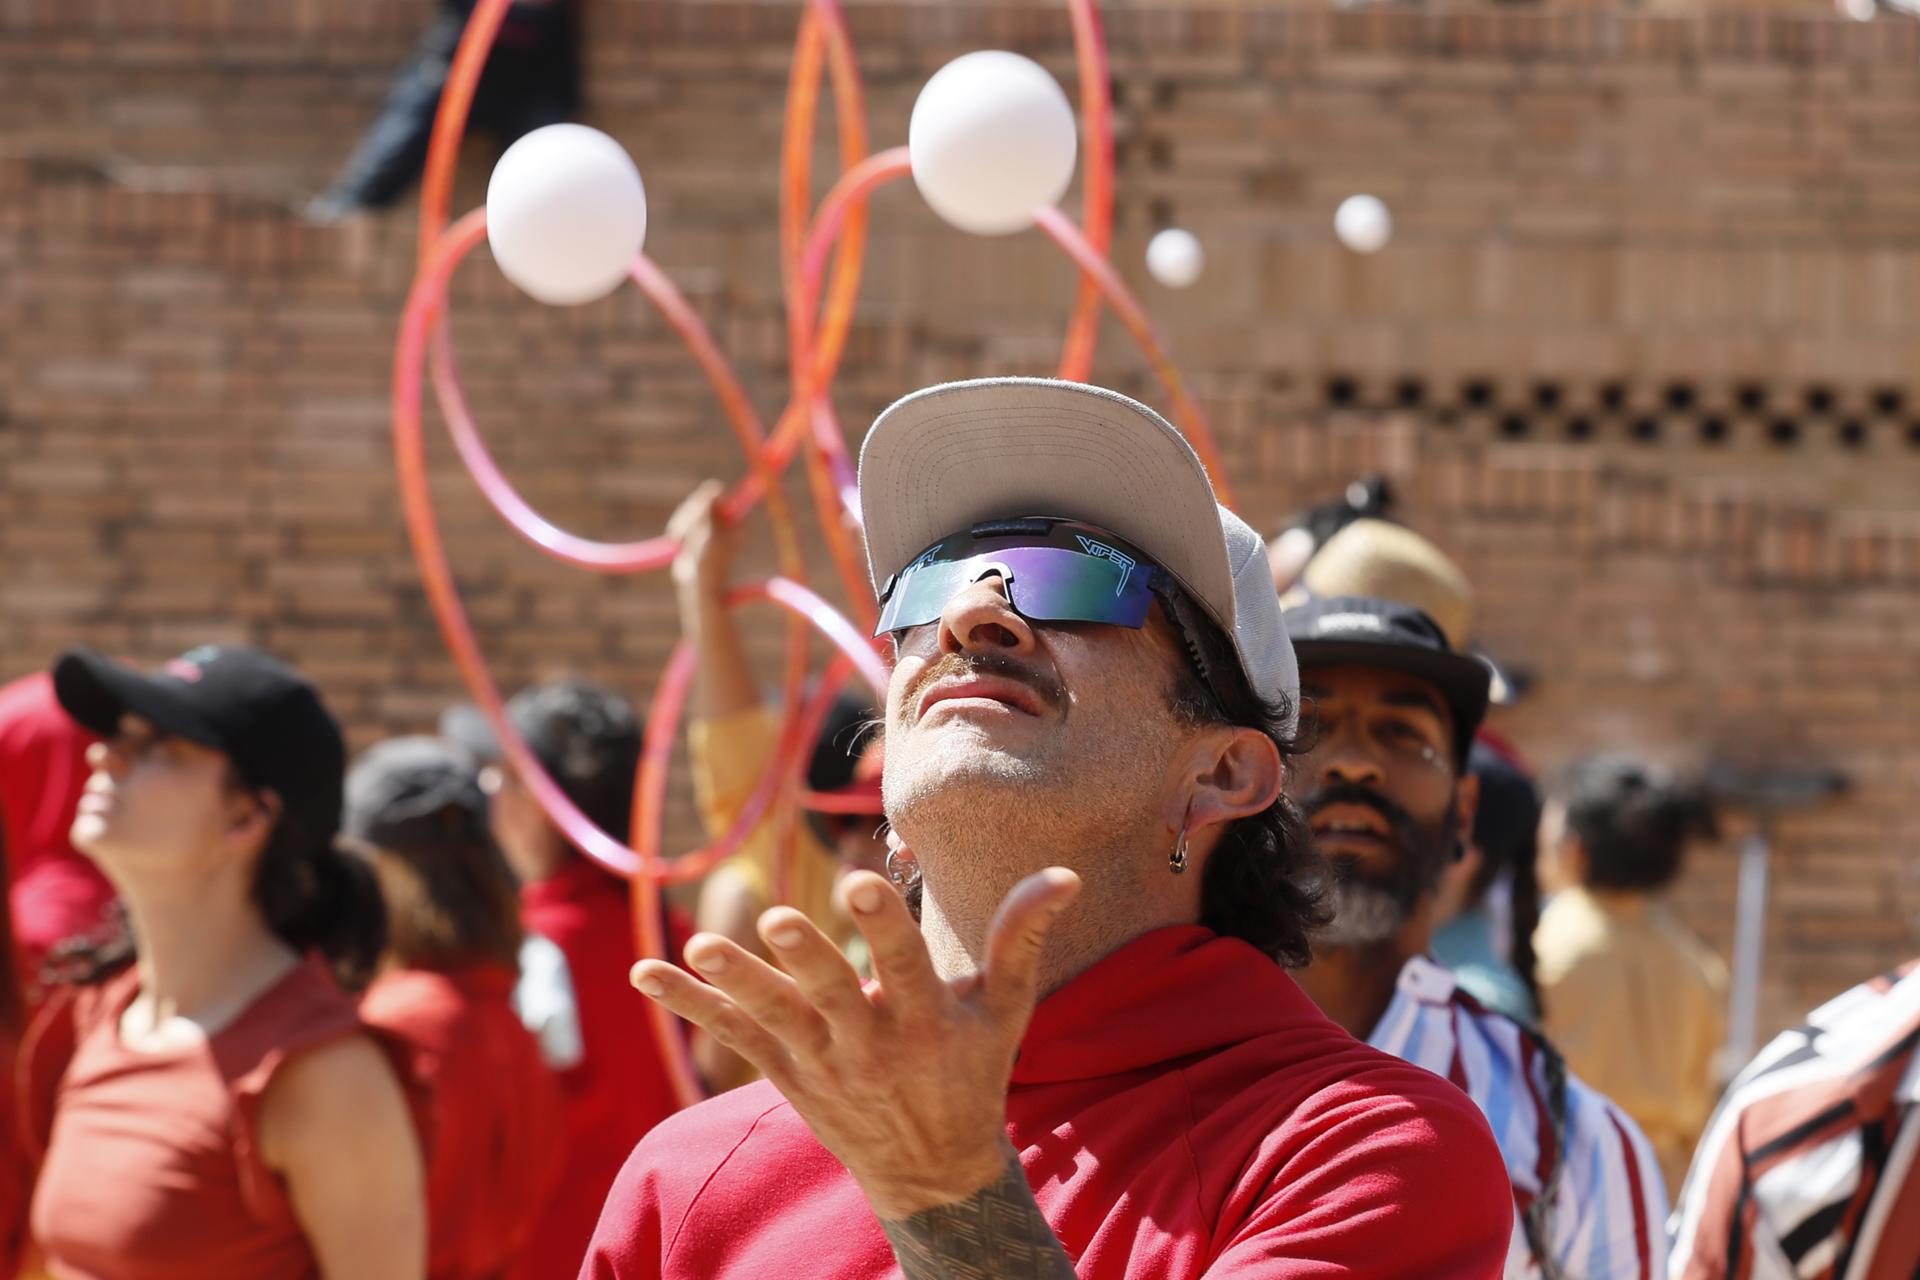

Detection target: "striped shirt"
[1668, 959, 1920, 1280]
[1369, 955, 1671, 1280]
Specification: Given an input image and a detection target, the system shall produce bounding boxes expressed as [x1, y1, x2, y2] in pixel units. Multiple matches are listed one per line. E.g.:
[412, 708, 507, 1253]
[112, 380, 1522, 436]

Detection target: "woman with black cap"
[29, 645, 425, 1279]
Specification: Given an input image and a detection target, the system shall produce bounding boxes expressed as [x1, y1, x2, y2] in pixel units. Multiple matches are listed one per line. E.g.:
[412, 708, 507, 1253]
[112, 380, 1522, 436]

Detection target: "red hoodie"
[0, 674, 116, 982]
[581, 925, 1513, 1279]
[519, 858, 688, 1280]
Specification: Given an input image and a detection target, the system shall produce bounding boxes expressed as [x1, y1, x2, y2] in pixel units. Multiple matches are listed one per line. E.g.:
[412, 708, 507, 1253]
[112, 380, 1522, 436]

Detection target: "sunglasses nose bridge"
[966, 560, 1014, 592]
[938, 570, 1034, 656]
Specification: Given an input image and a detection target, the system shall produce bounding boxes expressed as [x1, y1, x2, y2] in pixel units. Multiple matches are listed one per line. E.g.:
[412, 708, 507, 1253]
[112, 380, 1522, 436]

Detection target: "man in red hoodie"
[0, 673, 118, 990]
[583, 378, 1513, 1279]
[454, 680, 685, 1280]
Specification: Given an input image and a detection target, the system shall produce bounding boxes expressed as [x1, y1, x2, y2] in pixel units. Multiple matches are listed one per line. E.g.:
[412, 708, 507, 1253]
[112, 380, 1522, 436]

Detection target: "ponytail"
[1505, 850, 1543, 1019]
[1466, 742, 1546, 1017]
[1561, 755, 1718, 895]
[252, 826, 388, 993]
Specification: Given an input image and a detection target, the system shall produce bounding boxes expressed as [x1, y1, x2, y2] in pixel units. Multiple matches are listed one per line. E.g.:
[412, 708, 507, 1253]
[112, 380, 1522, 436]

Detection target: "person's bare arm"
[879, 1152, 1077, 1279]
[260, 1032, 426, 1280]
[673, 479, 782, 1093]
[669, 480, 759, 722]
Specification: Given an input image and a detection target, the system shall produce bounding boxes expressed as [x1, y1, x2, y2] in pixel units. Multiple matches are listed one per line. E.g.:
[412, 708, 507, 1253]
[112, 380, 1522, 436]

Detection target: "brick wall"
[3, 0, 1918, 1036]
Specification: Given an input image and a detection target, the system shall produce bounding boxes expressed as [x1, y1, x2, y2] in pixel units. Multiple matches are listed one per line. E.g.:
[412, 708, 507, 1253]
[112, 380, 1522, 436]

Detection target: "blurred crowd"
[0, 450, 1909, 1280]
[7, 0, 1911, 1270]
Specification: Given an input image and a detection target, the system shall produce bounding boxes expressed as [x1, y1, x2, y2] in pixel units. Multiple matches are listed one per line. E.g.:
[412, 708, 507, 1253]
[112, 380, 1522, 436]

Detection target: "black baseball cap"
[1283, 595, 1492, 762]
[52, 645, 346, 845]
[344, 736, 488, 852]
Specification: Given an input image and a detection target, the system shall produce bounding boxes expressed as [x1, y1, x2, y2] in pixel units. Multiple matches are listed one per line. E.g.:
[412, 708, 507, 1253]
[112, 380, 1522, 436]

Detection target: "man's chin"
[883, 744, 1056, 841]
[1313, 879, 1411, 950]
[894, 720, 1049, 776]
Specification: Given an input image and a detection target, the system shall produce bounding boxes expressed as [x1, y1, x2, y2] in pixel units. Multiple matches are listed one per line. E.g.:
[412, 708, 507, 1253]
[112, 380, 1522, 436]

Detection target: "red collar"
[1012, 926, 1327, 1085]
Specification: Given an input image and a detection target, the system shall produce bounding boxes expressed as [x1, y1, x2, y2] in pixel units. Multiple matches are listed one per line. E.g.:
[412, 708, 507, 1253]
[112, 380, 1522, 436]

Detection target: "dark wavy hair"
[1467, 742, 1544, 1014]
[507, 678, 643, 842]
[1158, 590, 1330, 968]
[340, 819, 522, 974]
[251, 823, 388, 994]
[1559, 754, 1718, 894]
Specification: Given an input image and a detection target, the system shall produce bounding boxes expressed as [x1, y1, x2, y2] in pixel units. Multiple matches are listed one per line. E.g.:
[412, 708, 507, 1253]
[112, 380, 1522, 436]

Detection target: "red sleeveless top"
[30, 959, 379, 1280]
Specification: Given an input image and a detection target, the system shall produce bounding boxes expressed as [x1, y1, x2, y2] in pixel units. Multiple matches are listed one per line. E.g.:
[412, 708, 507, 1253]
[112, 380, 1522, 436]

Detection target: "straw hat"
[1300, 519, 1474, 648]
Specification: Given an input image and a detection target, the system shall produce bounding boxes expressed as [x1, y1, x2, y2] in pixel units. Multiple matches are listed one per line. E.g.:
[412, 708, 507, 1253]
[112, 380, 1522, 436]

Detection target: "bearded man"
[1283, 594, 1669, 1280]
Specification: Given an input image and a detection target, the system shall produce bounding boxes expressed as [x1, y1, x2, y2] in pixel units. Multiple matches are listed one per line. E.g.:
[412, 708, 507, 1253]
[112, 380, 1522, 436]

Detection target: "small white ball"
[909, 51, 1077, 237]
[1146, 228, 1205, 289]
[1334, 194, 1393, 255]
[486, 124, 648, 306]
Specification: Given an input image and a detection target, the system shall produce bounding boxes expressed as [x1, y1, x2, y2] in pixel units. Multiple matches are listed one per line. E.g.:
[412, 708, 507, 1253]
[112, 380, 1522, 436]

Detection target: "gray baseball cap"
[857, 377, 1299, 731]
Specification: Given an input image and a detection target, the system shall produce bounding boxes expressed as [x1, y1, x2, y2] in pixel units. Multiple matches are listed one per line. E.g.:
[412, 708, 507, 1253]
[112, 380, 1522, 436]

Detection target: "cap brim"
[858, 379, 1236, 630]
[1474, 646, 1525, 706]
[51, 649, 225, 747]
[1290, 639, 1493, 746]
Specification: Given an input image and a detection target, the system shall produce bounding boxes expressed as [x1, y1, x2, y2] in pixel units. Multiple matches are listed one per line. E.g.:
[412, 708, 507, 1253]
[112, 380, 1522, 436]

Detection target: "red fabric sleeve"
[1203, 1080, 1514, 1278]
[14, 983, 89, 1165]
[0, 1028, 25, 1280]
[575, 1091, 789, 1280]
[576, 1153, 669, 1280]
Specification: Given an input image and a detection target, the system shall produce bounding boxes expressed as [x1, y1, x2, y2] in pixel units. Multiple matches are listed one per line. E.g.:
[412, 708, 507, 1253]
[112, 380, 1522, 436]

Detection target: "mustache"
[1301, 781, 1423, 843]
[899, 650, 1067, 720]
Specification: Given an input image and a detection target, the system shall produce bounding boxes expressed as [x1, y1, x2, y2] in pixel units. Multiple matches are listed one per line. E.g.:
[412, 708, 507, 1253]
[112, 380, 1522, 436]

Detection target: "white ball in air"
[1145, 228, 1205, 288]
[1334, 194, 1393, 255]
[909, 51, 1078, 237]
[486, 124, 648, 306]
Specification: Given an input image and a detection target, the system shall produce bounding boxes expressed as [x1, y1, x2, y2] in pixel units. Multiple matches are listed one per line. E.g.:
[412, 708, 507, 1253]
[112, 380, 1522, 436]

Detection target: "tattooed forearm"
[878, 1154, 1078, 1280]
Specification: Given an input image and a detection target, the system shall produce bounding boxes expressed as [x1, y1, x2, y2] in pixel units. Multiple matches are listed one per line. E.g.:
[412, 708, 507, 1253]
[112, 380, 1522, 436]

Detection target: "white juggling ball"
[486, 124, 648, 306]
[1334, 194, 1393, 255]
[909, 51, 1077, 236]
[1146, 228, 1205, 288]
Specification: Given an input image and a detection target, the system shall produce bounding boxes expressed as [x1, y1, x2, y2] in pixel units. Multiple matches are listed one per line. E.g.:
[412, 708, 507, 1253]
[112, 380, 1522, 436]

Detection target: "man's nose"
[1309, 713, 1387, 789]
[936, 574, 1036, 657]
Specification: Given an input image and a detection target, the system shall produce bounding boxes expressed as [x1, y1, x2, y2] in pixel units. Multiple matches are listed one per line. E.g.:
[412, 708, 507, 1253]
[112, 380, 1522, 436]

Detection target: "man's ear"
[1557, 834, 1590, 889]
[1180, 726, 1283, 835]
[1452, 770, 1480, 856]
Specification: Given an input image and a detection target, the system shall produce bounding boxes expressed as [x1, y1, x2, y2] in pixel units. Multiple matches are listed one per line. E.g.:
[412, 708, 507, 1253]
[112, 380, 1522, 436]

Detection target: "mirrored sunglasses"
[874, 524, 1172, 638]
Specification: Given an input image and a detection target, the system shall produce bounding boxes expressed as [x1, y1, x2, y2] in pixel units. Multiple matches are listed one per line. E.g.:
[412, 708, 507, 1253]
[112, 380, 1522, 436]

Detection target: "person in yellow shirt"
[668, 482, 888, 1092]
[1534, 754, 1728, 1193]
